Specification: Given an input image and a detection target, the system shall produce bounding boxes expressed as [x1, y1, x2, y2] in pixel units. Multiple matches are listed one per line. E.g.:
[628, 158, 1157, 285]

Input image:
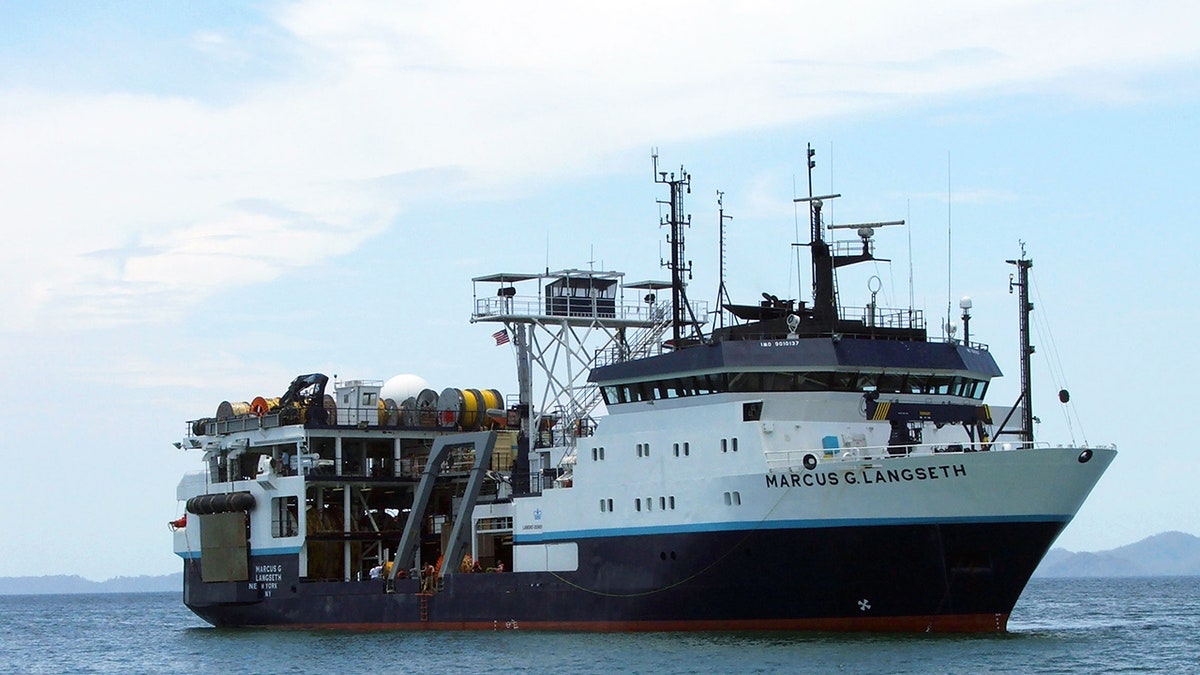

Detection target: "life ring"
[802, 453, 818, 470]
[169, 514, 187, 530]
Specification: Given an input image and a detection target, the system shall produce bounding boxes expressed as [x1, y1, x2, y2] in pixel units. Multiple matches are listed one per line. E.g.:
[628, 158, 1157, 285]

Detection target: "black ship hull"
[184, 518, 1064, 632]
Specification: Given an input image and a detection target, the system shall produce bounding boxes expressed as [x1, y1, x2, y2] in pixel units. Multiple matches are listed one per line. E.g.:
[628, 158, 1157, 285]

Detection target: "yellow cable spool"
[481, 389, 503, 428]
[482, 389, 503, 413]
[216, 401, 251, 419]
[462, 388, 483, 429]
[250, 396, 281, 417]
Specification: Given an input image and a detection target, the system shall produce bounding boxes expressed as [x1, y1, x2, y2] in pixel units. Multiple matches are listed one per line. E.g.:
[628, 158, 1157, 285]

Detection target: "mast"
[715, 191, 733, 329]
[1007, 245, 1035, 446]
[511, 322, 532, 494]
[794, 144, 842, 331]
[794, 143, 904, 334]
[653, 151, 700, 345]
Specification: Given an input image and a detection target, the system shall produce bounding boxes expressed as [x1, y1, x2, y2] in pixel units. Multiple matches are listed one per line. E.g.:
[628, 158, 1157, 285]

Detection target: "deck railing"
[763, 441, 1056, 472]
[838, 305, 925, 331]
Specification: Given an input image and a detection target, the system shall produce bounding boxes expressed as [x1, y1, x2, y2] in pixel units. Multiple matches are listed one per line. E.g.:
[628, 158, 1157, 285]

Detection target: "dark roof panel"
[590, 337, 1002, 383]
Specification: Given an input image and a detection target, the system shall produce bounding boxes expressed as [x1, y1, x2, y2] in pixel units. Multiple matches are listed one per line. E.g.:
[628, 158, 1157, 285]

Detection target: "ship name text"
[248, 563, 284, 597]
[765, 463, 967, 489]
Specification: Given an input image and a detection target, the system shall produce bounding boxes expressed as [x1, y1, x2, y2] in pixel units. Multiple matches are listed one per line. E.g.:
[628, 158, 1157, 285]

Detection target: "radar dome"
[381, 374, 431, 403]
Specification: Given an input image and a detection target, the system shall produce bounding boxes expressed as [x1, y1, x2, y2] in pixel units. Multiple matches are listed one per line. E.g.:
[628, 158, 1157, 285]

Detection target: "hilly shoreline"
[1032, 531, 1200, 578]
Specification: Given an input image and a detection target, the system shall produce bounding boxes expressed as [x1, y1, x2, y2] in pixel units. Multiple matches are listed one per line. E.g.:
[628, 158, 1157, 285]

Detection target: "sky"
[1, 0, 1197, 580]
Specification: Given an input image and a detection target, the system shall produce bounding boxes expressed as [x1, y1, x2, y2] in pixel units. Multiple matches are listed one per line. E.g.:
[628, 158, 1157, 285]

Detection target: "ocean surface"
[2, 577, 1197, 674]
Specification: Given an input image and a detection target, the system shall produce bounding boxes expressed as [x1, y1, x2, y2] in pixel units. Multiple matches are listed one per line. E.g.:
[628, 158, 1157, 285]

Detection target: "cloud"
[0, 89, 396, 330]
[1, 0, 1197, 334]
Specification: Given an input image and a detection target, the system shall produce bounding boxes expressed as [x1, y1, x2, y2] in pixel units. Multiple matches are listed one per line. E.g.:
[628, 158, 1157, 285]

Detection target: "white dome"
[381, 374, 431, 402]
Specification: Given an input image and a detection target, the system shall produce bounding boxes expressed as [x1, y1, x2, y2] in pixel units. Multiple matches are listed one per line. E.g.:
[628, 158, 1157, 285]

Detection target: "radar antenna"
[794, 144, 904, 332]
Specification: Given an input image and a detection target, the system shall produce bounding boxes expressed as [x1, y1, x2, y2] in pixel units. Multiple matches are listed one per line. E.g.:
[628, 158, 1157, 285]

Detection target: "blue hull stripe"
[514, 513, 1072, 544]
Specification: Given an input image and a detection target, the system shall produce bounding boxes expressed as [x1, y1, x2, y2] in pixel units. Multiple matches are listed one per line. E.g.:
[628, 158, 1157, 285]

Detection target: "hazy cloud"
[2, 0, 1196, 333]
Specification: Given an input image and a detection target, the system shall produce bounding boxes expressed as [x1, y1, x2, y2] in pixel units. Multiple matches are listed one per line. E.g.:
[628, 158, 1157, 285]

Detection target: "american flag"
[492, 329, 510, 346]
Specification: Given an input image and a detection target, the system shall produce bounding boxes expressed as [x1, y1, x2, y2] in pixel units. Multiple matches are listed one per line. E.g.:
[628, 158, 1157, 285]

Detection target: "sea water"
[2, 577, 1197, 674]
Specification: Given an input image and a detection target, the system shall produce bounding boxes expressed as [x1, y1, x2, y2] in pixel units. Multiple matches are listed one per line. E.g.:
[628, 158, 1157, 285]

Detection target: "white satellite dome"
[381, 374, 431, 402]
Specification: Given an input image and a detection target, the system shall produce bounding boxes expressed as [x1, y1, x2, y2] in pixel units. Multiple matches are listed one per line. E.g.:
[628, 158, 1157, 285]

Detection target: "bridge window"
[602, 371, 989, 401]
[877, 373, 906, 393]
[728, 372, 759, 392]
[829, 372, 859, 391]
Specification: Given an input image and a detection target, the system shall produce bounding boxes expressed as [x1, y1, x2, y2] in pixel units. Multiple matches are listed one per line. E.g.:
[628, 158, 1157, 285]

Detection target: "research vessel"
[171, 149, 1114, 631]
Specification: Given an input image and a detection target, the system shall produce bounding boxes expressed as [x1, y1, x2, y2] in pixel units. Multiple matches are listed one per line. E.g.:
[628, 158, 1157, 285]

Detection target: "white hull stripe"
[175, 544, 302, 560]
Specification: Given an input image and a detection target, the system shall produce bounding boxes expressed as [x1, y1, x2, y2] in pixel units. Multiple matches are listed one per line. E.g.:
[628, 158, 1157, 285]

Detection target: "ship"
[171, 147, 1114, 631]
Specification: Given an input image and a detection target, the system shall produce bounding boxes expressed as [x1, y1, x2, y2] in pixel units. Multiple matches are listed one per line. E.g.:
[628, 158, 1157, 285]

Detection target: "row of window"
[637, 496, 675, 512]
[590, 438, 740, 462]
[599, 496, 678, 512]
[598, 493, 747, 513]
[601, 371, 989, 405]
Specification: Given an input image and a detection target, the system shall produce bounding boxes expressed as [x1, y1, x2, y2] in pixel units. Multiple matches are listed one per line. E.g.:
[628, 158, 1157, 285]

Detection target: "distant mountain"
[0, 573, 181, 596]
[1034, 531, 1200, 578]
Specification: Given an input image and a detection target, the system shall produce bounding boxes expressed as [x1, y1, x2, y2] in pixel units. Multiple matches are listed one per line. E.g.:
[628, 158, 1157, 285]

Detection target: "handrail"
[763, 441, 1061, 471]
[838, 305, 925, 331]
[474, 295, 681, 322]
[185, 404, 508, 438]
